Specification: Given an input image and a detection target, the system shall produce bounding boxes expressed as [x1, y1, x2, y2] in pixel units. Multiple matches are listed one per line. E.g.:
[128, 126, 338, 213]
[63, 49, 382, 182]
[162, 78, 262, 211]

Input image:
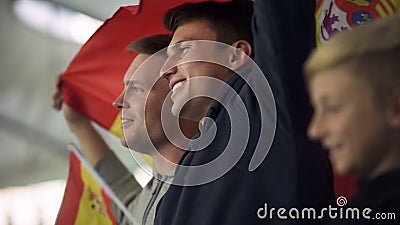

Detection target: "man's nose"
[160, 55, 178, 81]
[112, 90, 128, 110]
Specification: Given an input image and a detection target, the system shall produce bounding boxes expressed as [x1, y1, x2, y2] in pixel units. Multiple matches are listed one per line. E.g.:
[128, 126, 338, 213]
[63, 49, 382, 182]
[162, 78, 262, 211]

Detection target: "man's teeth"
[172, 81, 186, 92]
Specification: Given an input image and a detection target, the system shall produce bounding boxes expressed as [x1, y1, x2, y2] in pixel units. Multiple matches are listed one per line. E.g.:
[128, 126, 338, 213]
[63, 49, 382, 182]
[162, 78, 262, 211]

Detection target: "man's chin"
[121, 138, 128, 148]
[171, 103, 181, 118]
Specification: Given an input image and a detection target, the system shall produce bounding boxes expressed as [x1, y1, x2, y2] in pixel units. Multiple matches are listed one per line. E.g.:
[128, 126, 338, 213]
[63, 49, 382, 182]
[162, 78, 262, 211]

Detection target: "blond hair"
[304, 14, 400, 103]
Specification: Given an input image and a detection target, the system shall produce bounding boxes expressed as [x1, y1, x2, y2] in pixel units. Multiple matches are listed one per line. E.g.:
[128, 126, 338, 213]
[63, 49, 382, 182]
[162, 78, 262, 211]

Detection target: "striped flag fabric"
[56, 144, 135, 225]
[315, 0, 400, 46]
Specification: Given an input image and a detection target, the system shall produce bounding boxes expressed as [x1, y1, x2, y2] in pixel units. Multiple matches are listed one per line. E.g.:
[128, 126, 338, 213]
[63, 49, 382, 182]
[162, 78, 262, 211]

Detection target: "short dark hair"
[163, 0, 253, 47]
[126, 34, 172, 55]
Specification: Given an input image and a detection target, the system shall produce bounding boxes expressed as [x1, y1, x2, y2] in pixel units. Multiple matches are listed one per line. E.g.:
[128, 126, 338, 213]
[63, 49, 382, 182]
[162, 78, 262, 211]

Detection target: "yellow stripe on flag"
[74, 163, 114, 225]
[376, 4, 388, 17]
[381, 0, 394, 14]
[142, 154, 153, 166]
[109, 113, 123, 138]
[390, 0, 399, 9]
[315, 0, 323, 47]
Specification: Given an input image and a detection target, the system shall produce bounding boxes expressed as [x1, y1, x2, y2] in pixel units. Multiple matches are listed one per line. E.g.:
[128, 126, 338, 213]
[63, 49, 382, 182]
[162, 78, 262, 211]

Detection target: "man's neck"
[151, 145, 185, 176]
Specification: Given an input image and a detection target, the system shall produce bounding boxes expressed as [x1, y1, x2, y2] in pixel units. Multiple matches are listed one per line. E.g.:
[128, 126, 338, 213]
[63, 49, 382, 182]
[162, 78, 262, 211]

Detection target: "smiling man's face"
[160, 20, 233, 122]
[114, 54, 171, 153]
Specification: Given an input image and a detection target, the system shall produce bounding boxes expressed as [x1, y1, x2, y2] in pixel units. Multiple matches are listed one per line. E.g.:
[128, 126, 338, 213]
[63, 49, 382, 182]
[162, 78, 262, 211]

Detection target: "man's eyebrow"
[174, 39, 191, 45]
[124, 79, 142, 86]
[167, 39, 193, 55]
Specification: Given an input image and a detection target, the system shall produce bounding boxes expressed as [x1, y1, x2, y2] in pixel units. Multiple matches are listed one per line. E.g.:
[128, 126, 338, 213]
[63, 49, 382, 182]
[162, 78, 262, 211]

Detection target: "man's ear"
[228, 40, 252, 71]
[387, 90, 400, 128]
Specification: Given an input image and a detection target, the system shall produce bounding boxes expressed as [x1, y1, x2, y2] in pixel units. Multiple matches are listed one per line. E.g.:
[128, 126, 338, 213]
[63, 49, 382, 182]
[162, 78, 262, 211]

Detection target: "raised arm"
[51, 75, 110, 166]
[252, 0, 316, 132]
[252, 0, 334, 207]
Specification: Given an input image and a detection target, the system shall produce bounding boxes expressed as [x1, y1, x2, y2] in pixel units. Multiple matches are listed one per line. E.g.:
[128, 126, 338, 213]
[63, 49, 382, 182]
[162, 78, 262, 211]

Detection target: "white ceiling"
[0, 0, 139, 188]
[50, 0, 139, 20]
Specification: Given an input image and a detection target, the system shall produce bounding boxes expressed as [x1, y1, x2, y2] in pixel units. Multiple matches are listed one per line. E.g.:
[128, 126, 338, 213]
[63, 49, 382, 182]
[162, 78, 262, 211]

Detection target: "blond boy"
[305, 14, 400, 224]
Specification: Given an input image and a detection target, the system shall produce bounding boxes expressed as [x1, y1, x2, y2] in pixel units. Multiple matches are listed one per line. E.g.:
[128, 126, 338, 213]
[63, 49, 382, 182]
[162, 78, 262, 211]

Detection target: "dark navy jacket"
[325, 170, 400, 225]
[154, 0, 334, 224]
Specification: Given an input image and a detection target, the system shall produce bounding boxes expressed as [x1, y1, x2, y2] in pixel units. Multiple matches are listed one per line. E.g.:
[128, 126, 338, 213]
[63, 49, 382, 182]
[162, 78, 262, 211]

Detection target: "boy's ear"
[387, 90, 400, 128]
[228, 40, 252, 71]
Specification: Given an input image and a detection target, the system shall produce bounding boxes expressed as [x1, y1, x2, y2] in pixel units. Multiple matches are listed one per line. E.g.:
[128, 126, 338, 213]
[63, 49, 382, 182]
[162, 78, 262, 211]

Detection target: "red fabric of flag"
[56, 151, 83, 224]
[56, 148, 118, 225]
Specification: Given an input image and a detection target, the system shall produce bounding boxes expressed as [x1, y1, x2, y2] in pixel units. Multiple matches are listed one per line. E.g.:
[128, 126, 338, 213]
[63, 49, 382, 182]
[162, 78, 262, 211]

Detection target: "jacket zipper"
[142, 179, 164, 225]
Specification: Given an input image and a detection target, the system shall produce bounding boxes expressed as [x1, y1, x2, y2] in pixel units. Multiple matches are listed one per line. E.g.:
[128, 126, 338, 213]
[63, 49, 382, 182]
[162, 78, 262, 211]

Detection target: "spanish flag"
[56, 144, 134, 225]
[315, 0, 400, 46]
[61, 0, 229, 139]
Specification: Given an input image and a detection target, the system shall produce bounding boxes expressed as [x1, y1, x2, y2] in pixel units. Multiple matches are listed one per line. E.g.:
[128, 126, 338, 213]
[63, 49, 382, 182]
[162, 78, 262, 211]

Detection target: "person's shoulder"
[350, 170, 400, 213]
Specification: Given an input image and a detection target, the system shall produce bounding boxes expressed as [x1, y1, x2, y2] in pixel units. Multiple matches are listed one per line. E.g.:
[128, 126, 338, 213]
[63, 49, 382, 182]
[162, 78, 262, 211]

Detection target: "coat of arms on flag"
[56, 144, 135, 225]
[316, 0, 400, 46]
